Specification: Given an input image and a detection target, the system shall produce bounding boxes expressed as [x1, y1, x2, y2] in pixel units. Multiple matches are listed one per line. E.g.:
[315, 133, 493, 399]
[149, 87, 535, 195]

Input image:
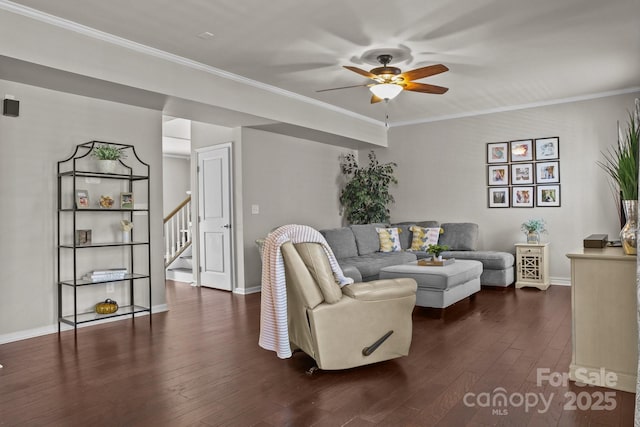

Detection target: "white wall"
[240, 128, 355, 289]
[0, 79, 166, 341]
[378, 92, 640, 282]
[162, 156, 190, 216]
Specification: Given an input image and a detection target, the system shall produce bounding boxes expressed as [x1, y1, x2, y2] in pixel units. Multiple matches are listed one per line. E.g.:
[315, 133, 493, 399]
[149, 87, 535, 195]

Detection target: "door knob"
[222, 224, 232, 229]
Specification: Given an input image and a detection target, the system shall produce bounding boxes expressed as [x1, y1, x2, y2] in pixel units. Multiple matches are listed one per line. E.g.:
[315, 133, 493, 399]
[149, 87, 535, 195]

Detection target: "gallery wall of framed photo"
[487, 137, 560, 208]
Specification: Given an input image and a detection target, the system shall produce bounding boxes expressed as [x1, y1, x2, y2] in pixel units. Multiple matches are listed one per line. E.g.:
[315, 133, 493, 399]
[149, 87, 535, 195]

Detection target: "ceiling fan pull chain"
[385, 103, 390, 128]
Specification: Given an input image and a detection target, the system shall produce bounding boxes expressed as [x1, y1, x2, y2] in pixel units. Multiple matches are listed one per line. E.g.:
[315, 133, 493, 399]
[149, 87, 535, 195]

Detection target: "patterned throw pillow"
[409, 226, 441, 251]
[376, 227, 402, 252]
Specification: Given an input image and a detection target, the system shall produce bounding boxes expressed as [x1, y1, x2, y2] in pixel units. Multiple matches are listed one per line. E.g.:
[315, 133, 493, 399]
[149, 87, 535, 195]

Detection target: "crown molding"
[0, 0, 384, 127]
[389, 87, 640, 127]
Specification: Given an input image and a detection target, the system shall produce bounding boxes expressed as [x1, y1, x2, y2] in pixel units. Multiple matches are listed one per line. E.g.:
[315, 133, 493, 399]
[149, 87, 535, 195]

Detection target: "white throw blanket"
[258, 224, 354, 358]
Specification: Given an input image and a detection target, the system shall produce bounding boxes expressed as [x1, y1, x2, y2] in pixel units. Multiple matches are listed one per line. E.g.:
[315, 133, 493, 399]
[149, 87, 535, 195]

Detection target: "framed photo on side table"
[535, 137, 560, 160]
[487, 142, 509, 164]
[510, 140, 533, 162]
[537, 185, 561, 207]
[121, 192, 134, 209]
[512, 186, 534, 208]
[536, 161, 560, 184]
[488, 187, 510, 208]
[76, 189, 90, 209]
[488, 165, 509, 186]
[511, 163, 534, 185]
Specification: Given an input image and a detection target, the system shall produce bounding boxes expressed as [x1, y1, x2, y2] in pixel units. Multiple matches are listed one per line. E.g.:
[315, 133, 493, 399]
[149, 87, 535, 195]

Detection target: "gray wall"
[378, 92, 640, 282]
[240, 128, 354, 289]
[0, 79, 166, 341]
[162, 156, 190, 216]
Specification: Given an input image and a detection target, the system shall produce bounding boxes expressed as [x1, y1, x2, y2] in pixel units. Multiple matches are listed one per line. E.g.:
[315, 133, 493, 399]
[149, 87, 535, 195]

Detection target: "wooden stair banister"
[164, 195, 192, 267]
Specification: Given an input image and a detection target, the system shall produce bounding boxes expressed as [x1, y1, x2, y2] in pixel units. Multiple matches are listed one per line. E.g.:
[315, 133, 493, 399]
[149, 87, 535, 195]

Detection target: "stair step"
[166, 267, 194, 283]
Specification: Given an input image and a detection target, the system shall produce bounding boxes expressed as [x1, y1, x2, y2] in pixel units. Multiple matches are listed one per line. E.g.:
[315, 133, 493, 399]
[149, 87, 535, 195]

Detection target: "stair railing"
[164, 195, 192, 267]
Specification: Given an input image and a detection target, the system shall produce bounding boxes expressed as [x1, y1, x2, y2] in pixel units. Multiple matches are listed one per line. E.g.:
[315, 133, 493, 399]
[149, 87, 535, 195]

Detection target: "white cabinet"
[515, 243, 550, 290]
[566, 247, 637, 392]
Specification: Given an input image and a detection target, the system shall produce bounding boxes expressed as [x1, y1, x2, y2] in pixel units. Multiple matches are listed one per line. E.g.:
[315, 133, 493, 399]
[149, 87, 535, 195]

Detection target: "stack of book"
[84, 268, 128, 282]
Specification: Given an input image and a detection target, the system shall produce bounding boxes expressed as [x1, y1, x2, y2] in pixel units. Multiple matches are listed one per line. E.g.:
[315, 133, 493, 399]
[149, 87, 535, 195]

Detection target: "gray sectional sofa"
[319, 221, 514, 287]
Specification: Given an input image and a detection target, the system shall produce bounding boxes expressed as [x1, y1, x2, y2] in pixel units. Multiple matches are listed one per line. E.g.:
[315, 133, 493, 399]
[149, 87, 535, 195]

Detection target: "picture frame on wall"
[535, 137, 560, 160]
[487, 142, 509, 164]
[537, 185, 561, 207]
[536, 161, 560, 184]
[488, 187, 509, 208]
[511, 163, 534, 185]
[512, 186, 534, 208]
[488, 165, 509, 186]
[510, 139, 534, 162]
[120, 192, 134, 209]
[76, 189, 90, 209]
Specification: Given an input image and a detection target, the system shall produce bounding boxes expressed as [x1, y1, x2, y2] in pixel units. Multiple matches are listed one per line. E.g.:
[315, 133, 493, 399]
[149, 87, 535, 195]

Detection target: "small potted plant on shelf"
[521, 219, 547, 244]
[91, 144, 126, 173]
[427, 244, 449, 261]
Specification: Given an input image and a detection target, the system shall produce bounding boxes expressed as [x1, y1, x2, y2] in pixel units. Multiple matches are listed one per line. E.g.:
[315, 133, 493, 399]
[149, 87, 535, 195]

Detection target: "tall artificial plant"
[598, 98, 640, 201]
[339, 151, 397, 224]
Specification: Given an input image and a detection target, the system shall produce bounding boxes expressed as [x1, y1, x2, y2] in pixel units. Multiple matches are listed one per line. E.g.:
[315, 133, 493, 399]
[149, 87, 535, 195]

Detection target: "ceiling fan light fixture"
[369, 83, 403, 100]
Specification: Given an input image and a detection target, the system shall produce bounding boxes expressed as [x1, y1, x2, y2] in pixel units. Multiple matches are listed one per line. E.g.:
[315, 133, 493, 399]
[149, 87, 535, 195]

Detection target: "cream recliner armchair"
[281, 241, 417, 370]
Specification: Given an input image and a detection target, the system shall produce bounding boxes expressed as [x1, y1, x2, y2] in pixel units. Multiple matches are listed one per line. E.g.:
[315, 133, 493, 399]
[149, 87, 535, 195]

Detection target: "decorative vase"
[97, 160, 117, 174]
[620, 200, 637, 255]
[122, 230, 131, 243]
[527, 230, 540, 244]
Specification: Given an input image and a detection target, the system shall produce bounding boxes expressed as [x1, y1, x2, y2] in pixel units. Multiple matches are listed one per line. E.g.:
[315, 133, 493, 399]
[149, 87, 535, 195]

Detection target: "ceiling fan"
[318, 54, 449, 103]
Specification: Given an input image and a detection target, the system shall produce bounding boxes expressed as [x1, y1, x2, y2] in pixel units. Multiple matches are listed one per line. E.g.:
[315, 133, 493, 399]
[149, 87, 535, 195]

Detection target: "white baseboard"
[234, 285, 261, 295]
[0, 304, 169, 345]
[550, 277, 571, 286]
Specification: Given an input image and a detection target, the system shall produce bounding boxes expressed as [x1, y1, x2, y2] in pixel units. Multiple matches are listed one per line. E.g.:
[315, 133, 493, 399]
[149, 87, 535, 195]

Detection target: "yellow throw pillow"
[409, 226, 441, 251]
[376, 227, 402, 252]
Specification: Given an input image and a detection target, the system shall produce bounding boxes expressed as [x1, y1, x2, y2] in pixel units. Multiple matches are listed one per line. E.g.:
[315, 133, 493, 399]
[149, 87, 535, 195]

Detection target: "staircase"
[165, 195, 193, 283]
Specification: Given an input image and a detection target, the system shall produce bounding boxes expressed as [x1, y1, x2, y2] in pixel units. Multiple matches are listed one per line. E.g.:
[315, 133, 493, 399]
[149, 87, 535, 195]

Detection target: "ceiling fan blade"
[343, 65, 378, 80]
[400, 64, 449, 81]
[404, 81, 449, 94]
[371, 95, 384, 104]
[316, 84, 370, 93]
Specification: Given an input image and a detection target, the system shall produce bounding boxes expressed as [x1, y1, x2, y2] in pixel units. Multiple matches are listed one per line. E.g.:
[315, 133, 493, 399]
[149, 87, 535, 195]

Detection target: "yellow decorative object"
[410, 226, 441, 251]
[376, 227, 401, 252]
[99, 195, 114, 208]
[95, 298, 118, 314]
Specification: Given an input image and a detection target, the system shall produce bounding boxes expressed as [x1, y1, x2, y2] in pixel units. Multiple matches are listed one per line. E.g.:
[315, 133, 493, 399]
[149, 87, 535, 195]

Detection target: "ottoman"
[379, 260, 483, 309]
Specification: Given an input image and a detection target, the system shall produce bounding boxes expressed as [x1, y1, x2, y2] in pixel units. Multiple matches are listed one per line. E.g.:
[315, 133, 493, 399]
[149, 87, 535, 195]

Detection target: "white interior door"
[197, 145, 232, 291]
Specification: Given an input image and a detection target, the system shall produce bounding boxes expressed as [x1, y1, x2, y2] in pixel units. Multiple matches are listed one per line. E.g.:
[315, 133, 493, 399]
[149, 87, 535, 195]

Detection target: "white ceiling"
[6, 0, 640, 125]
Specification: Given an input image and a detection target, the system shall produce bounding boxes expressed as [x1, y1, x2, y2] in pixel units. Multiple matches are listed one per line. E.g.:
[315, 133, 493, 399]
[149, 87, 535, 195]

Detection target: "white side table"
[515, 243, 550, 290]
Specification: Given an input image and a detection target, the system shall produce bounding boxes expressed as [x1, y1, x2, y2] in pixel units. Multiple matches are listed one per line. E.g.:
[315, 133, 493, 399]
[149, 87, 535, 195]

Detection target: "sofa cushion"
[442, 250, 514, 270]
[376, 227, 402, 252]
[392, 221, 440, 250]
[350, 223, 387, 255]
[409, 226, 441, 251]
[294, 243, 343, 304]
[439, 223, 479, 251]
[339, 251, 417, 280]
[320, 227, 358, 259]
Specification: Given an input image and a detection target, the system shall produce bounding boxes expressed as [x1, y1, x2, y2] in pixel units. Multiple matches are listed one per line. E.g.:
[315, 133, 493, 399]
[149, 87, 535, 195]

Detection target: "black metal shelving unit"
[57, 141, 151, 332]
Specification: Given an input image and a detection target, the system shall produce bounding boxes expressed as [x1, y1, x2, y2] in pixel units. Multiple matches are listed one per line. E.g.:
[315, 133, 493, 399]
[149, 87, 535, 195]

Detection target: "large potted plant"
[91, 144, 126, 173]
[339, 151, 397, 224]
[598, 98, 640, 255]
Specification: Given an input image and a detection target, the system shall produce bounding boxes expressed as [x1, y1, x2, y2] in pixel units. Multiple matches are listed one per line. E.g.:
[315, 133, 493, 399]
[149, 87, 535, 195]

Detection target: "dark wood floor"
[0, 282, 634, 426]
